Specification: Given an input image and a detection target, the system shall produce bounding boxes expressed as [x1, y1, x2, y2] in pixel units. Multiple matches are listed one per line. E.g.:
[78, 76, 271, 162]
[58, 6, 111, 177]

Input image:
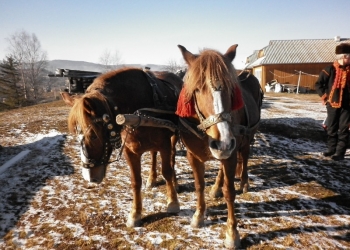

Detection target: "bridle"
[80, 99, 122, 169]
[194, 80, 232, 132]
[193, 86, 256, 137]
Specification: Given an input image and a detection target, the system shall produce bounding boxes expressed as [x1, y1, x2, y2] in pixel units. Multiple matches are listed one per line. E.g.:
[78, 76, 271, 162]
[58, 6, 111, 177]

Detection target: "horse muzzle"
[81, 164, 107, 184]
[80, 144, 109, 183]
[208, 137, 236, 159]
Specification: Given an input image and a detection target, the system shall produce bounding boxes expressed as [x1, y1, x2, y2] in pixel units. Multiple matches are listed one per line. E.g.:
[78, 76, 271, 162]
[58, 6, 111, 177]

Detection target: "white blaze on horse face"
[212, 90, 232, 149]
[82, 167, 91, 182]
[80, 146, 92, 181]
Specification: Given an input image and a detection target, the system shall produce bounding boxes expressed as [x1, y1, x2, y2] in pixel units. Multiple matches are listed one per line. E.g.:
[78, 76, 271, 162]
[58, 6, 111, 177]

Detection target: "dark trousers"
[326, 104, 350, 155]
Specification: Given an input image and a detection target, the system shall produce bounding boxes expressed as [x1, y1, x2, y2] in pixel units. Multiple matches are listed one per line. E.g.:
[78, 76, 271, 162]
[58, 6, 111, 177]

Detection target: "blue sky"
[0, 0, 349, 69]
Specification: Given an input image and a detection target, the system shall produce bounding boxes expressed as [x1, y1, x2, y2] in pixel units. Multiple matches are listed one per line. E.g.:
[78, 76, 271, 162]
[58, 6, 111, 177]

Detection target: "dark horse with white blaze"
[61, 68, 183, 227]
[176, 44, 262, 249]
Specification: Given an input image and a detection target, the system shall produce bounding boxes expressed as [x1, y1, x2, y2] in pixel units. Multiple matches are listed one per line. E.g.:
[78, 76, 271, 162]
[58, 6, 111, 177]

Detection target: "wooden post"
[296, 71, 301, 94]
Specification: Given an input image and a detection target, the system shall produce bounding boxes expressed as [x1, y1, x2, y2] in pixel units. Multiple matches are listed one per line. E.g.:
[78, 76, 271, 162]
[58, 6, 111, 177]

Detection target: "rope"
[269, 71, 298, 78]
[269, 70, 318, 78]
[294, 70, 318, 77]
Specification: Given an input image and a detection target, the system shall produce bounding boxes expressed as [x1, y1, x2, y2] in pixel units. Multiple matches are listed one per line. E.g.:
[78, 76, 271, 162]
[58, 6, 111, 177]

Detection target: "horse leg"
[123, 149, 143, 227]
[160, 146, 180, 213]
[210, 163, 224, 198]
[170, 134, 179, 191]
[187, 152, 206, 228]
[222, 156, 241, 249]
[146, 151, 157, 189]
[237, 145, 250, 193]
[211, 151, 240, 198]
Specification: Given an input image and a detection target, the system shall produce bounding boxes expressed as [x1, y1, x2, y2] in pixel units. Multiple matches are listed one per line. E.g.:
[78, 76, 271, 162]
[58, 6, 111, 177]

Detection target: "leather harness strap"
[144, 71, 180, 111]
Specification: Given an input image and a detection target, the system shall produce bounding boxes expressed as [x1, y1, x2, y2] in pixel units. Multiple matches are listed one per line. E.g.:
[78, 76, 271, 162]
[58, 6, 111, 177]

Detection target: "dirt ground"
[0, 92, 349, 249]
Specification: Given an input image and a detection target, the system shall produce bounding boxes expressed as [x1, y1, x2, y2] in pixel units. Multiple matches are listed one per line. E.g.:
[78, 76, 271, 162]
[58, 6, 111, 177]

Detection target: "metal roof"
[246, 38, 350, 68]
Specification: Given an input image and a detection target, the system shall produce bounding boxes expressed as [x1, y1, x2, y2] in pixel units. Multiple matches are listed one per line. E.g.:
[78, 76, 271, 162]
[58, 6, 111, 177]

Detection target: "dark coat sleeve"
[314, 65, 332, 98]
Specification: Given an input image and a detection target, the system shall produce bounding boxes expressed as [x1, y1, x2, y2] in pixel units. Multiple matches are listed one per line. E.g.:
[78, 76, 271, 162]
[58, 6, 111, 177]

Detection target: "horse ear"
[224, 44, 238, 62]
[178, 45, 197, 66]
[61, 92, 77, 107]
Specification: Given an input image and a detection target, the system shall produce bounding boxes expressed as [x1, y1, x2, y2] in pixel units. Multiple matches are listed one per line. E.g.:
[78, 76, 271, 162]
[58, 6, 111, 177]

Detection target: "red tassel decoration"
[232, 86, 244, 110]
[176, 88, 196, 117]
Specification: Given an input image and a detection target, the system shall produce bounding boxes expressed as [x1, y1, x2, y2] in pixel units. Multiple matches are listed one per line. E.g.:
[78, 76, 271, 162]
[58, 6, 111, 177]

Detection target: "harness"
[144, 71, 180, 111]
[80, 100, 122, 169]
[80, 72, 180, 168]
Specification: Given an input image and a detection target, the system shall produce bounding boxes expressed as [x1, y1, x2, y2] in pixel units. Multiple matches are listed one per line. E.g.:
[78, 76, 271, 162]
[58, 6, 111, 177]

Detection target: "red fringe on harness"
[176, 86, 244, 117]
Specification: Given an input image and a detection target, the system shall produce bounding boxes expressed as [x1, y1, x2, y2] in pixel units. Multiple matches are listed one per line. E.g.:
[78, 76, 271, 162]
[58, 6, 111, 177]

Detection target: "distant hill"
[46, 60, 167, 73]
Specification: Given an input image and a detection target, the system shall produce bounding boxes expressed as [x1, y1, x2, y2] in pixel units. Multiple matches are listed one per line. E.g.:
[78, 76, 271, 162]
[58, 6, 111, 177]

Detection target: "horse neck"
[101, 81, 155, 114]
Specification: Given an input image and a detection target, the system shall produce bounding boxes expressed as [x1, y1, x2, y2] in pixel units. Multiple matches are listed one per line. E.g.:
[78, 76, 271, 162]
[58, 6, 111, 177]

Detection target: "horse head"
[61, 91, 121, 183]
[177, 44, 243, 159]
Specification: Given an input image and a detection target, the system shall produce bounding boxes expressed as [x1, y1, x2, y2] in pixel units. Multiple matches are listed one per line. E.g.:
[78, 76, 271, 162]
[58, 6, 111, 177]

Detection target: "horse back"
[238, 72, 263, 134]
[152, 71, 183, 91]
[146, 71, 183, 111]
[88, 68, 182, 113]
[239, 71, 263, 110]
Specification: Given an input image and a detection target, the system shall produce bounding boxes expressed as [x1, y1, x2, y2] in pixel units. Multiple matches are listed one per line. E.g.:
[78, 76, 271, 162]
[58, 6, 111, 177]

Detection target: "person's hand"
[321, 93, 328, 105]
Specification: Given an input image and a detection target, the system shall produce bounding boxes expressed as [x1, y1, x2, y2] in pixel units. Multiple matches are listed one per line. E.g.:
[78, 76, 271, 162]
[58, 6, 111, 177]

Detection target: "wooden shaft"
[116, 114, 176, 132]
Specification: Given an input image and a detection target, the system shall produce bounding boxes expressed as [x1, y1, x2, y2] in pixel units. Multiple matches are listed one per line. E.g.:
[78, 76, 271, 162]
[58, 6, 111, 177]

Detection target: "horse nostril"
[209, 140, 220, 150]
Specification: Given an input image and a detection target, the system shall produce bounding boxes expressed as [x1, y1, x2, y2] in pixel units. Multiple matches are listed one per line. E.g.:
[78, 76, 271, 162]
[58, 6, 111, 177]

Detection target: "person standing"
[315, 43, 350, 160]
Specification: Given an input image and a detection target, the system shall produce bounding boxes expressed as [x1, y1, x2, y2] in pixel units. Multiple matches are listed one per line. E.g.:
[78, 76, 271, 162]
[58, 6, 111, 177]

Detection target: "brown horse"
[61, 67, 183, 227]
[210, 70, 263, 198]
[176, 44, 262, 248]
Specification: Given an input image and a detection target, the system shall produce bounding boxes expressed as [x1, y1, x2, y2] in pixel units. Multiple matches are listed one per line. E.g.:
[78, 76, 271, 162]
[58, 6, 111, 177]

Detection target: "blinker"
[107, 124, 113, 130]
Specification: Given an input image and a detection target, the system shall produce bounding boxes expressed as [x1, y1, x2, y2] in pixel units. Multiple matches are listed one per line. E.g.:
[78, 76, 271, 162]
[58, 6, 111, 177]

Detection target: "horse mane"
[183, 49, 239, 101]
[67, 91, 110, 146]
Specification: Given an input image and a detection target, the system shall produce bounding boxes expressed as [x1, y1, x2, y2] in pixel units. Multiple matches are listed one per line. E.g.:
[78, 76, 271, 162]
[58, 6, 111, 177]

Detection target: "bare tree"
[6, 30, 48, 100]
[99, 49, 122, 72]
[163, 59, 186, 73]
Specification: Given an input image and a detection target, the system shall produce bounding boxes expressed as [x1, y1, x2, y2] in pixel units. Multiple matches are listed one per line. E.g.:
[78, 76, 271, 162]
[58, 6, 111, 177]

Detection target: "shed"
[245, 37, 350, 92]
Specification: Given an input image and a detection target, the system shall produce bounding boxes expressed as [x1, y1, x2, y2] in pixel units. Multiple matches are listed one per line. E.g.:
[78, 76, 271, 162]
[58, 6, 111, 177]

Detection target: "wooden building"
[245, 37, 350, 92]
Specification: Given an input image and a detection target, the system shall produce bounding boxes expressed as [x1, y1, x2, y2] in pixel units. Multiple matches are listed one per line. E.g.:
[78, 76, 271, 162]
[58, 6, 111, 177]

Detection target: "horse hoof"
[209, 188, 223, 199]
[224, 230, 241, 249]
[190, 216, 205, 228]
[167, 201, 180, 213]
[126, 214, 142, 227]
[240, 183, 249, 193]
[146, 179, 156, 189]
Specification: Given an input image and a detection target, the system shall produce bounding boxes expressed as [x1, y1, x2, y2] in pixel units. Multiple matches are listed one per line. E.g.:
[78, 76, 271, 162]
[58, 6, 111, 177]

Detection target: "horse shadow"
[0, 135, 75, 239]
[205, 195, 350, 247]
[249, 117, 349, 206]
[259, 117, 327, 143]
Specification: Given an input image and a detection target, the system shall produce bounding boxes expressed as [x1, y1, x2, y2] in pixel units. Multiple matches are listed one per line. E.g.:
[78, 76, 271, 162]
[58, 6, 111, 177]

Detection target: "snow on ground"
[0, 94, 349, 249]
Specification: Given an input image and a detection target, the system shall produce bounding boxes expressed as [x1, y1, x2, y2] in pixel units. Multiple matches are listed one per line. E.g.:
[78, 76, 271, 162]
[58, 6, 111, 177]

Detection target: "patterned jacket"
[315, 64, 350, 108]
